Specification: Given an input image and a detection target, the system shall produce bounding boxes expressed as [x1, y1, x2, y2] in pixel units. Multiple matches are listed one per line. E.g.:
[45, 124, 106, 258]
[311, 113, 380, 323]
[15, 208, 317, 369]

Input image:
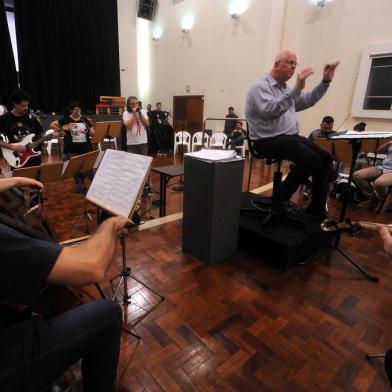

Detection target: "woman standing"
[51, 101, 95, 192]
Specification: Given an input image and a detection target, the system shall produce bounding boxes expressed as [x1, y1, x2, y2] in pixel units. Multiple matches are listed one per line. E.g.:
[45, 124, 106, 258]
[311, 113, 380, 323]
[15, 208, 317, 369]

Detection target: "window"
[352, 43, 392, 119]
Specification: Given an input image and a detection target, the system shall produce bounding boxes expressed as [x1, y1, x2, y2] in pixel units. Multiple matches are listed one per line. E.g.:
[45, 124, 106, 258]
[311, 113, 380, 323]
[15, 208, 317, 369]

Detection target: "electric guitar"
[1, 130, 56, 168]
[320, 218, 392, 235]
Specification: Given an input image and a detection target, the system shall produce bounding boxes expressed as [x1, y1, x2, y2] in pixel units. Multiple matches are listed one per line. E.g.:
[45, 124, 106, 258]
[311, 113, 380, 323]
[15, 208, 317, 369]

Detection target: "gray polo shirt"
[245, 73, 329, 140]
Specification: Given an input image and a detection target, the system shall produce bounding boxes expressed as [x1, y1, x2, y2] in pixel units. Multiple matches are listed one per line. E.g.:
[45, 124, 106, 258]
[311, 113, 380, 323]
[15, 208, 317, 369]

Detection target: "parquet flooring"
[3, 150, 392, 391]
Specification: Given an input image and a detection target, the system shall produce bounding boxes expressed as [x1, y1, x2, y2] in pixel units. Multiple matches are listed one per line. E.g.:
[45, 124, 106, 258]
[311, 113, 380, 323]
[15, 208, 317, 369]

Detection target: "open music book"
[185, 148, 239, 162]
[86, 149, 152, 218]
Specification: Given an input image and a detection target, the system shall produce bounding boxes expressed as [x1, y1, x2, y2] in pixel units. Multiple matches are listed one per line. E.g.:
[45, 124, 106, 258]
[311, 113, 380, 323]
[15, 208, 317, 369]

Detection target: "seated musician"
[227, 121, 246, 150]
[0, 177, 130, 391]
[50, 101, 95, 193]
[353, 140, 392, 210]
[245, 50, 339, 219]
[308, 115, 335, 142]
[0, 89, 45, 168]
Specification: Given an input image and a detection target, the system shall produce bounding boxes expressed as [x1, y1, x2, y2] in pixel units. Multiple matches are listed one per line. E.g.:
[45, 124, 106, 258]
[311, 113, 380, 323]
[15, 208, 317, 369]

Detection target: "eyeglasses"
[283, 60, 298, 66]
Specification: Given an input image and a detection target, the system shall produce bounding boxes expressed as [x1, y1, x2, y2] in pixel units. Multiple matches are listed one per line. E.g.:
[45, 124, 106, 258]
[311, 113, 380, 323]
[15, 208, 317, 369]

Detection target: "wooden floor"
[4, 150, 392, 391]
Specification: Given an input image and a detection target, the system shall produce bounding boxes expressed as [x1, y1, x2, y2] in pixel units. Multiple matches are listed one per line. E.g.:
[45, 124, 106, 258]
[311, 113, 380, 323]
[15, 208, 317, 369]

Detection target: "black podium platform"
[183, 156, 244, 265]
[238, 192, 334, 270]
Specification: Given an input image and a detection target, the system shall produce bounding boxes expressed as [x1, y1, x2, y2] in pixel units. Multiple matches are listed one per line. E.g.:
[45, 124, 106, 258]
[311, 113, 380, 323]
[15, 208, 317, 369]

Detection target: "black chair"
[243, 135, 303, 228]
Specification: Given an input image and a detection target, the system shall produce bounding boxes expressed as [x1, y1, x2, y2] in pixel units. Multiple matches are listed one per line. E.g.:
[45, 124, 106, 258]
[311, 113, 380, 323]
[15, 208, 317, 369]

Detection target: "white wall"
[117, 0, 392, 133]
[283, 0, 392, 133]
[117, 0, 138, 98]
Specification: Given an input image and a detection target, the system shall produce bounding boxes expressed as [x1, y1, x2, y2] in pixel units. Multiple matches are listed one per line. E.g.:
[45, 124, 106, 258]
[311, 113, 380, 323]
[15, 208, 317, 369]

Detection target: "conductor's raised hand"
[323, 61, 340, 82]
[295, 68, 314, 91]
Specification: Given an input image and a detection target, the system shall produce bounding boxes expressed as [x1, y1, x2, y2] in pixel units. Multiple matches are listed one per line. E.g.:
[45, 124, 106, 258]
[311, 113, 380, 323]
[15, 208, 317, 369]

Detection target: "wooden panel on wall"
[173, 95, 204, 134]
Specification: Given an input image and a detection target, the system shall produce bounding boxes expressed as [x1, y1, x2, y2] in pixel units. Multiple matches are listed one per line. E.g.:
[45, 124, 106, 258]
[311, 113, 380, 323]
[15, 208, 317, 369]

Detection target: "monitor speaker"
[137, 0, 158, 21]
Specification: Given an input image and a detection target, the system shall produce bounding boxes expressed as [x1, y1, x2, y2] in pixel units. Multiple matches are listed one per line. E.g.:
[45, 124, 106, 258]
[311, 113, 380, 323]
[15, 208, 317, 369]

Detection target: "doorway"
[173, 95, 204, 134]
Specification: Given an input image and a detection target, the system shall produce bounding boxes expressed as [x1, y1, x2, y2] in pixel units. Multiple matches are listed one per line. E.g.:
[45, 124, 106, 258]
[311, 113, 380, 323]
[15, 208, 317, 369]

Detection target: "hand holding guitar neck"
[378, 224, 392, 256]
[321, 218, 392, 235]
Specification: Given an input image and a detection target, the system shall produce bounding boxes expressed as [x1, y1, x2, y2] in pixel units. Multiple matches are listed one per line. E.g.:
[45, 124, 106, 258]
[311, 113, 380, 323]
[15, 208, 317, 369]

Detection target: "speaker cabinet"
[137, 0, 158, 21]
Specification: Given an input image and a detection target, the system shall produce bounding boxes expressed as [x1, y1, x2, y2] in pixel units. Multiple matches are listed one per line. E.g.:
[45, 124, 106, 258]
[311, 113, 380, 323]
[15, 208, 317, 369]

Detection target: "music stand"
[327, 131, 392, 282]
[92, 122, 110, 150]
[85, 150, 164, 312]
[62, 151, 100, 237]
[104, 120, 122, 150]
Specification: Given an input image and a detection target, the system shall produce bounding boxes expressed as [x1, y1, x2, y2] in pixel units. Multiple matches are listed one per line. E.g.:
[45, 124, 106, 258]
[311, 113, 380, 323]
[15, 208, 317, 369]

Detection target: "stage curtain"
[14, 0, 120, 113]
[0, 4, 18, 108]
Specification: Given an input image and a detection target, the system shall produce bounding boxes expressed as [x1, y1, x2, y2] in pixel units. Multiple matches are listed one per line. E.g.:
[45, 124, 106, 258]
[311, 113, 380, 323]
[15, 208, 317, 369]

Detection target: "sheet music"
[185, 148, 238, 161]
[331, 130, 392, 140]
[86, 150, 152, 217]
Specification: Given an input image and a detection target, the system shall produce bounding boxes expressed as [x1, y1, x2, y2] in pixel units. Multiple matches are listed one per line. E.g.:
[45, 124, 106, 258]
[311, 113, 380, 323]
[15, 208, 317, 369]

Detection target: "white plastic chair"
[103, 136, 117, 150]
[174, 131, 191, 154]
[191, 131, 209, 151]
[233, 139, 249, 158]
[45, 129, 58, 155]
[209, 132, 227, 150]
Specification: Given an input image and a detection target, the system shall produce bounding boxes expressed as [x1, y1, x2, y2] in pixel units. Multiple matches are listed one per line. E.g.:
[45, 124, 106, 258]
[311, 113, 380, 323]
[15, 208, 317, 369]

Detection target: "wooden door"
[173, 95, 204, 134]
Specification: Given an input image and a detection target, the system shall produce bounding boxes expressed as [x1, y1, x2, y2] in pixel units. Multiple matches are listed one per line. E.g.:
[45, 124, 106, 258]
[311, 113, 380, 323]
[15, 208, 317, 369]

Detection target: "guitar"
[320, 218, 392, 235]
[1, 130, 56, 168]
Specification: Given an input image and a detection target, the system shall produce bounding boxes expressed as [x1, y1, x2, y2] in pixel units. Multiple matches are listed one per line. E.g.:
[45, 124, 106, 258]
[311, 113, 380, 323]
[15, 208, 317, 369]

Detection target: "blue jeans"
[0, 299, 122, 392]
[63, 152, 94, 189]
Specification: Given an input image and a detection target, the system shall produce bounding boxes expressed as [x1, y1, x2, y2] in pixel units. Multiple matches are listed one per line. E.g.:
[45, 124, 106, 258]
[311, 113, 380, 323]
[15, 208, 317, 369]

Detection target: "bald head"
[271, 50, 298, 84]
[275, 50, 296, 63]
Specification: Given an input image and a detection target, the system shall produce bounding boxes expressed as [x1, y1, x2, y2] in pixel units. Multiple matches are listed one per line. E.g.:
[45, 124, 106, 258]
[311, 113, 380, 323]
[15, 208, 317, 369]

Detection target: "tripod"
[71, 196, 95, 237]
[330, 138, 379, 282]
[110, 234, 165, 337]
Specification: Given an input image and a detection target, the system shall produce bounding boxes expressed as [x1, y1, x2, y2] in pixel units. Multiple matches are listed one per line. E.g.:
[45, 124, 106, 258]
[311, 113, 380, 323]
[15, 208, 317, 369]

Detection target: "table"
[151, 164, 184, 217]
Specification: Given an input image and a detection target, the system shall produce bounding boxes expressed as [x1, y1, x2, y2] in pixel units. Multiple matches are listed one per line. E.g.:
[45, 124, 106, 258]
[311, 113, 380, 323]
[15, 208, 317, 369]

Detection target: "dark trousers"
[0, 299, 122, 392]
[254, 134, 333, 211]
[126, 144, 148, 155]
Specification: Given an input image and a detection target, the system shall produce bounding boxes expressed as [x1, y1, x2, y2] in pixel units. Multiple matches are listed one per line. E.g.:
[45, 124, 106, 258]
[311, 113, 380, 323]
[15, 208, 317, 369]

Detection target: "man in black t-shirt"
[224, 106, 238, 136]
[149, 102, 173, 154]
[0, 177, 131, 392]
[0, 89, 45, 168]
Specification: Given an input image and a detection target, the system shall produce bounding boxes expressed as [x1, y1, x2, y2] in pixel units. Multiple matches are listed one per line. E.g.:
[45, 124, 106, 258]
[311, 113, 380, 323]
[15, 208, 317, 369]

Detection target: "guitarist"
[0, 89, 45, 168]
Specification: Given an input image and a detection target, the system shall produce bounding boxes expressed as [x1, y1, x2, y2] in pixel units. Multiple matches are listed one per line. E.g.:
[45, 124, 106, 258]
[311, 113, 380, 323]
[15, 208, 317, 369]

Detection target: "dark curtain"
[14, 0, 120, 113]
[0, 3, 18, 108]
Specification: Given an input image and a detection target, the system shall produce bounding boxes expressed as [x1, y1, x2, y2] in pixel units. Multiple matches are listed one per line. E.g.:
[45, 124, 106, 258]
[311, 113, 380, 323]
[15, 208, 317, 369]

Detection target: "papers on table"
[331, 130, 392, 139]
[185, 148, 240, 162]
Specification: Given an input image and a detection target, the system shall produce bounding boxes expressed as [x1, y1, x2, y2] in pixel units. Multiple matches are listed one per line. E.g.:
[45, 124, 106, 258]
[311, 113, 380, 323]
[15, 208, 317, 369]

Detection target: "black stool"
[243, 137, 303, 228]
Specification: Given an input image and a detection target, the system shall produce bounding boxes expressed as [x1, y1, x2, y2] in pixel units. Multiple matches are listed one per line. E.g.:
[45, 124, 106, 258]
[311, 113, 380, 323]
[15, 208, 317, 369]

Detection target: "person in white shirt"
[122, 96, 149, 155]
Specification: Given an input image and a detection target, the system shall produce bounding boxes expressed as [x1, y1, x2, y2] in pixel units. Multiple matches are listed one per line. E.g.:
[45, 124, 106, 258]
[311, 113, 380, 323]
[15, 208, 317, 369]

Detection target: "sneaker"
[358, 197, 379, 209]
